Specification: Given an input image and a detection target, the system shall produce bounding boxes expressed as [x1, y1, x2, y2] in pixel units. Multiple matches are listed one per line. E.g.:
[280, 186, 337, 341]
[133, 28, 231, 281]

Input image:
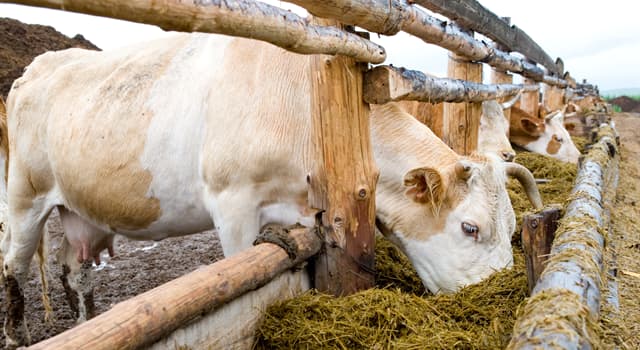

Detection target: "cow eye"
[553, 135, 563, 143]
[461, 222, 479, 240]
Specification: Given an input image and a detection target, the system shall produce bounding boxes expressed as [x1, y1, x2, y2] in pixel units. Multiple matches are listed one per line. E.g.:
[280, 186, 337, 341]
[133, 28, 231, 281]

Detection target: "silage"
[255, 149, 581, 349]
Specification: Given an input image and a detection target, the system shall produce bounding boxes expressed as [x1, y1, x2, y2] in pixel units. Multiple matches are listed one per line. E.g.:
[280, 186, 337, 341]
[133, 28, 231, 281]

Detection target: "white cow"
[477, 95, 520, 162]
[0, 33, 541, 347]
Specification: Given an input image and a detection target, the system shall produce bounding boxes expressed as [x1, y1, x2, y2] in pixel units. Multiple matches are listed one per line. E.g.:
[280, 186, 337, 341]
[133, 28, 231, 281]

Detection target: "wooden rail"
[285, 0, 567, 87]
[414, 0, 558, 75]
[363, 66, 539, 104]
[0, 0, 386, 63]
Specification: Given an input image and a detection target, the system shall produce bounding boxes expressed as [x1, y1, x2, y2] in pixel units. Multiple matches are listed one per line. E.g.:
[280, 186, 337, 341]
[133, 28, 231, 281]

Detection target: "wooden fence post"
[308, 19, 378, 295]
[521, 207, 561, 293]
[490, 18, 513, 121]
[491, 69, 513, 121]
[542, 58, 565, 112]
[443, 52, 483, 154]
[543, 84, 565, 113]
[520, 63, 540, 118]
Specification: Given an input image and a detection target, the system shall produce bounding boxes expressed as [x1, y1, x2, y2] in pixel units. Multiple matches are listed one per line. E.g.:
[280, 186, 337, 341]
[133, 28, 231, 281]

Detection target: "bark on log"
[363, 65, 538, 104]
[413, 0, 558, 75]
[2, 0, 386, 63]
[27, 227, 321, 350]
[521, 207, 561, 294]
[443, 53, 482, 155]
[508, 125, 619, 349]
[308, 18, 377, 295]
[286, 0, 567, 86]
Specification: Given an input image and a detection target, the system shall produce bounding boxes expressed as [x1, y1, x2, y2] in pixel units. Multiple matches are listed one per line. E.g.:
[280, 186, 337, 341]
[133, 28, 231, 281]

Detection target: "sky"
[1, 1, 639, 91]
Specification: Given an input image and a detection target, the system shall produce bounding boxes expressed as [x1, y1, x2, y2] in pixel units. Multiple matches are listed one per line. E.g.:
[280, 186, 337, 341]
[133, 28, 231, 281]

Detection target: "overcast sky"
[1, 1, 638, 91]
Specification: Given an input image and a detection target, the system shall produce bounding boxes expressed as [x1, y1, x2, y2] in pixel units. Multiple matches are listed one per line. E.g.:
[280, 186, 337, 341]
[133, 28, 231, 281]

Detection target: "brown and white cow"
[0, 33, 541, 347]
[509, 106, 581, 164]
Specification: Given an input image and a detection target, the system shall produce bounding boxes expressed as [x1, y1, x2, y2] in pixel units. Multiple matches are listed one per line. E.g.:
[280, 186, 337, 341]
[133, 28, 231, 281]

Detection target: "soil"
[609, 96, 640, 113]
[0, 17, 99, 99]
[609, 112, 640, 348]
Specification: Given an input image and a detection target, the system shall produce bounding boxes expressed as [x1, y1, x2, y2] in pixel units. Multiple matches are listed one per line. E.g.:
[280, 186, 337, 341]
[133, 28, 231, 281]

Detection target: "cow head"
[378, 157, 542, 294]
[509, 107, 581, 164]
[477, 94, 520, 162]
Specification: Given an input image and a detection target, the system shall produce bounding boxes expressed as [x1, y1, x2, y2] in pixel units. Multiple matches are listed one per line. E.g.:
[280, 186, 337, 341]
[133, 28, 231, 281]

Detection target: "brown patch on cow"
[35, 42, 189, 230]
[546, 135, 562, 155]
[509, 107, 547, 148]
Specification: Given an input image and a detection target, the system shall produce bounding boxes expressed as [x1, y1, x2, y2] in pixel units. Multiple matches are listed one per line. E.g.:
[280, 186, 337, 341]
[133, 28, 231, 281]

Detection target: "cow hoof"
[254, 223, 301, 260]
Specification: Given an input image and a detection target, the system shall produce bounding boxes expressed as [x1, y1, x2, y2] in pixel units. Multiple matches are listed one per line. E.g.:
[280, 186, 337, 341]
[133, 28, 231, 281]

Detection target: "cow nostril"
[502, 152, 515, 162]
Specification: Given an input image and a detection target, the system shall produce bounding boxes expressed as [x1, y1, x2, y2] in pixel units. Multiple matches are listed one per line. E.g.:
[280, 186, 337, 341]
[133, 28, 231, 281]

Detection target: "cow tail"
[37, 232, 53, 324]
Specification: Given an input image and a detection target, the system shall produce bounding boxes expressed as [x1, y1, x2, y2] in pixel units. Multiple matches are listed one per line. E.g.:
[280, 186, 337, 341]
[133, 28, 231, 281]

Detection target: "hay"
[256, 251, 528, 349]
[255, 147, 585, 349]
[374, 237, 427, 296]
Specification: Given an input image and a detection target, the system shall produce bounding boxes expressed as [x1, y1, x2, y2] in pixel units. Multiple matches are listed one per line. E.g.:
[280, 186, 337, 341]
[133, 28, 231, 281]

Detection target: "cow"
[395, 93, 521, 162]
[509, 105, 581, 163]
[0, 33, 542, 347]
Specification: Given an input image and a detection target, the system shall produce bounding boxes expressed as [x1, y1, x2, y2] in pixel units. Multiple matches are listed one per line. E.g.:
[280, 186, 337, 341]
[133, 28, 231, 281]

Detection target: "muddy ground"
[609, 112, 640, 348]
[0, 212, 225, 345]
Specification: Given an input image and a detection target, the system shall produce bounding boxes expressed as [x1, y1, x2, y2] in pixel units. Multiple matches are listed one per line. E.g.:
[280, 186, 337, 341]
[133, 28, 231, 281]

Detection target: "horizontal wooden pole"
[28, 227, 322, 350]
[286, 0, 567, 86]
[413, 0, 558, 75]
[542, 74, 568, 88]
[508, 125, 619, 349]
[363, 65, 538, 104]
[2, 0, 386, 63]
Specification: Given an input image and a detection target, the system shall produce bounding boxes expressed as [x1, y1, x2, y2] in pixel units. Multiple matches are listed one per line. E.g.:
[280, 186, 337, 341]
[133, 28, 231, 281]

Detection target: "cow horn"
[455, 160, 473, 181]
[505, 163, 543, 210]
[501, 91, 521, 110]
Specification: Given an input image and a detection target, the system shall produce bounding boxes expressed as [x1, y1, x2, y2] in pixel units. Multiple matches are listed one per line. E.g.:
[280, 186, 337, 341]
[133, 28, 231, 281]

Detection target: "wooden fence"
[0, 0, 608, 348]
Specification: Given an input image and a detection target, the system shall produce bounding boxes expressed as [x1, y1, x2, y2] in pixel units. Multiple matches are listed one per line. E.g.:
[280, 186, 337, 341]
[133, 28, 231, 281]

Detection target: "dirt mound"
[609, 96, 640, 112]
[0, 17, 100, 99]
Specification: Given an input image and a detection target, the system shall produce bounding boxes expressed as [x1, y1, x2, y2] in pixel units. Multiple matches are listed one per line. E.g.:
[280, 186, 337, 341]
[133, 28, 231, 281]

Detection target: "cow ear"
[520, 118, 543, 136]
[403, 167, 445, 208]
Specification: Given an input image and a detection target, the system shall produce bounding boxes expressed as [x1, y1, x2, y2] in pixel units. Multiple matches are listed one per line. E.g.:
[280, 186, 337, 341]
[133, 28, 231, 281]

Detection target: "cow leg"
[57, 206, 113, 323]
[58, 242, 95, 322]
[1, 203, 52, 348]
[208, 190, 262, 257]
